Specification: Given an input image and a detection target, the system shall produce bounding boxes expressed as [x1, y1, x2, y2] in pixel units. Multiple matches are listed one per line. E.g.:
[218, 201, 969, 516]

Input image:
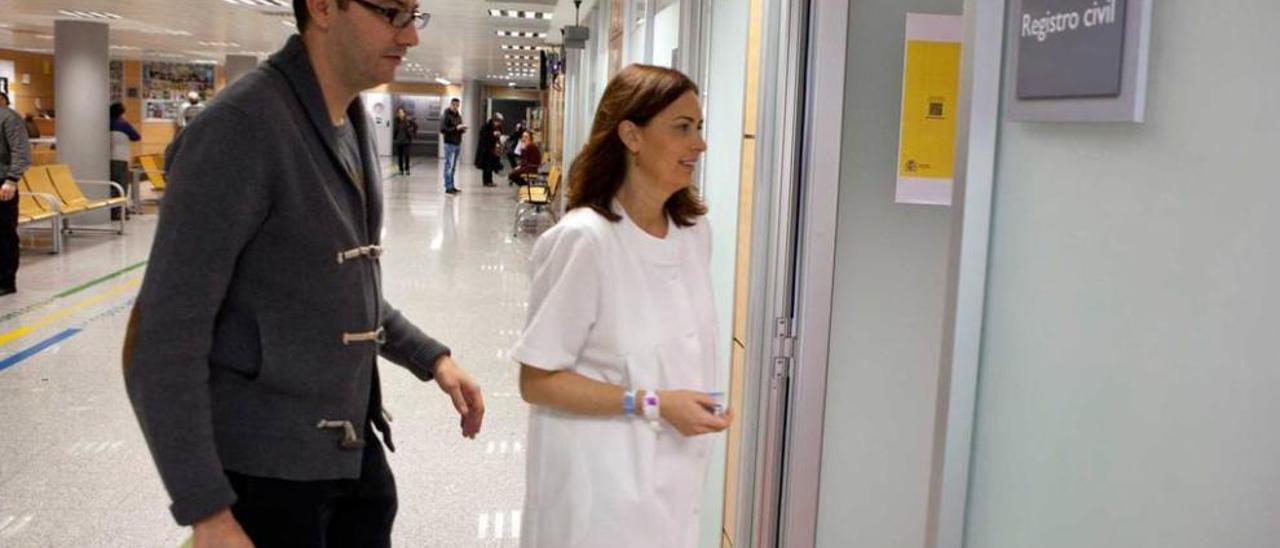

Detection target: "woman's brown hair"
[567, 64, 707, 227]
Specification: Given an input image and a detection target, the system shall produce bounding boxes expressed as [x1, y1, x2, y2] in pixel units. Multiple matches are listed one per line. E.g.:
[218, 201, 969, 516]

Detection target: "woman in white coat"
[511, 64, 731, 548]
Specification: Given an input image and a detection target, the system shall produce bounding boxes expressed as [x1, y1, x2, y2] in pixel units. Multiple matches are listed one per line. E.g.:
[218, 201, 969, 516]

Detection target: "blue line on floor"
[0, 328, 83, 373]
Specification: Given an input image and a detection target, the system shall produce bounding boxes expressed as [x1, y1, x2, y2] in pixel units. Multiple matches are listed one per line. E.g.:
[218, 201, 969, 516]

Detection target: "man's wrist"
[192, 507, 235, 530]
[432, 353, 453, 375]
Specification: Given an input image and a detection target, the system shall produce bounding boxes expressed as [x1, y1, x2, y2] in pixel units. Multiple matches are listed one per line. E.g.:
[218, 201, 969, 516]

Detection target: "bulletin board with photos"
[110, 60, 124, 104]
[142, 62, 215, 121]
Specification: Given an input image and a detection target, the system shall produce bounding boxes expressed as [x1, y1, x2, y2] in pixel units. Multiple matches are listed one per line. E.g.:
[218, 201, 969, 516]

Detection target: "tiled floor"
[0, 158, 551, 546]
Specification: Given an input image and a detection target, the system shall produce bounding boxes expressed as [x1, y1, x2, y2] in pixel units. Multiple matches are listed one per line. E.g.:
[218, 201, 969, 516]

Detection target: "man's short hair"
[0, 92, 9, 105]
[450, 98, 460, 104]
[293, 0, 350, 32]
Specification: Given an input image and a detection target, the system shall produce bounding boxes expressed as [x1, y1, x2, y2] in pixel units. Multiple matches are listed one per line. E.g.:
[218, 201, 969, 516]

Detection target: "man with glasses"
[124, 1, 480, 546]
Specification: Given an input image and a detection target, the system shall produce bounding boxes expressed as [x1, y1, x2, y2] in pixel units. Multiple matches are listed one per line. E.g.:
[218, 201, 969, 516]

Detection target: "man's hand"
[192, 508, 253, 548]
[0, 181, 15, 202]
[434, 356, 484, 439]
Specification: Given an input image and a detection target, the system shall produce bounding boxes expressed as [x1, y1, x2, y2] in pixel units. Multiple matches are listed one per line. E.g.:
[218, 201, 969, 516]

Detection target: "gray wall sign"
[1007, 0, 1153, 122]
[1017, 0, 1128, 99]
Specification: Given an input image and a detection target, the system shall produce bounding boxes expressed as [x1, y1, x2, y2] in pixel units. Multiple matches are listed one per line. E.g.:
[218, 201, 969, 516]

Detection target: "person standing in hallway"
[175, 91, 206, 133]
[0, 92, 32, 296]
[109, 102, 143, 215]
[512, 64, 729, 548]
[123, 1, 485, 547]
[475, 114, 504, 187]
[440, 97, 466, 194]
[392, 106, 417, 176]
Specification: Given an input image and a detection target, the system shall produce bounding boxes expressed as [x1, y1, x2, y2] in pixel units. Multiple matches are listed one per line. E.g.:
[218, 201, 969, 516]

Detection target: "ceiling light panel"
[138, 28, 194, 36]
[199, 41, 242, 48]
[221, 0, 292, 7]
[496, 30, 547, 39]
[487, 9, 553, 20]
[57, 9, 123, 20]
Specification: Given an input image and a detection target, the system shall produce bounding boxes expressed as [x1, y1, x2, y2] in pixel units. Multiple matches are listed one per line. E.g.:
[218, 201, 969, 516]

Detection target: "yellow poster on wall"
[896, 14, 963, 205]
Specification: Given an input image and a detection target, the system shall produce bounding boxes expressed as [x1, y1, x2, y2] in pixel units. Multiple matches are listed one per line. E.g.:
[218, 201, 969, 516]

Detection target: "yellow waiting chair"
[512, 165, 561, 236]
[23, 166, 86, 215]
[42, 164, 128, 235]
[137, 154, 168, 192]
[16, 177, 64, 253]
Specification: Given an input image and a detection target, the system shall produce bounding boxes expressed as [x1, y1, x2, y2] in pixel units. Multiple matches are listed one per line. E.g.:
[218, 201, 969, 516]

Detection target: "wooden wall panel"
[0, 48, 56, 123]
[722, 0, 765, 544]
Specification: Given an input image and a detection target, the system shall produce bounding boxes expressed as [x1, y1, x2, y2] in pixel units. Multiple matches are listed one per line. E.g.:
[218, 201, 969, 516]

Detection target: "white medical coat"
[511, 204, 719, 548]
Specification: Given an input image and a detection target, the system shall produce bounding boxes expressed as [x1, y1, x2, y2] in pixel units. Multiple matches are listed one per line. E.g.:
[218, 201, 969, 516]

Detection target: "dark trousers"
[481, 155, 501, 185]
[226, 434, 397, 548]
[0, 196, 18, 291]
[110, 160, 129, 220]
[394, 143, 411, 175]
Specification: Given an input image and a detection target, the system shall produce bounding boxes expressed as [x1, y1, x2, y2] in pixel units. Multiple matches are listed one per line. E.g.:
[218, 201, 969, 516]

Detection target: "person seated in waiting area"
[507, 130, 542, 186]
[23, 114, 40, 139]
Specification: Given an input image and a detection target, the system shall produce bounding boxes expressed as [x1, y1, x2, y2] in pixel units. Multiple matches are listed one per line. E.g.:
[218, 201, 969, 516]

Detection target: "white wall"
[652, 1, 681, 68]
[965, 2, 1280, 547]
[815, 0, 961, 546]
[0, 61, 15, 100]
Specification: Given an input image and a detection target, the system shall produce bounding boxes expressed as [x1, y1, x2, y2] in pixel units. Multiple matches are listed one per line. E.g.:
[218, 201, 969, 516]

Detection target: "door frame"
[735, 0, 1007, 546]
[924, 1, 1006, 547]
[731, 0, 849, 545]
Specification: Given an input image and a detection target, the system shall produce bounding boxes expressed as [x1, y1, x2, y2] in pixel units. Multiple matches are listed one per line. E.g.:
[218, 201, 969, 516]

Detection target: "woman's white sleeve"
[511, 225, 601, 371]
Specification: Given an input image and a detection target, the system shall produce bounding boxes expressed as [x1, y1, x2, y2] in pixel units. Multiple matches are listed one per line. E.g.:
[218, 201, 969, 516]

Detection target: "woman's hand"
[657, 390, 732, 437]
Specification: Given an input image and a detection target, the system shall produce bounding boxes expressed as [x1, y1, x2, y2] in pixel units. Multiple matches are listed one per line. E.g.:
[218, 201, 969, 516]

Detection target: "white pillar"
[224, 54, 258, 86]
[464, 80, 485, 169]
[55, 20, 110, 223]
[560, 47, 584, 217]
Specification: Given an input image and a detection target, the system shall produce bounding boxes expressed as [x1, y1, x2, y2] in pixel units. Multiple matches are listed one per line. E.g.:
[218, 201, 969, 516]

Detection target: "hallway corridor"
[0, 159, 538, 546]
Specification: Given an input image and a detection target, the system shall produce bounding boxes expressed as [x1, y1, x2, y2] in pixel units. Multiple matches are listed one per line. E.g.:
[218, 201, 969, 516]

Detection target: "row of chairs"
[135, 153, 168, 193]
[16, 165, 129, 254]
[512, 165, 562, 237]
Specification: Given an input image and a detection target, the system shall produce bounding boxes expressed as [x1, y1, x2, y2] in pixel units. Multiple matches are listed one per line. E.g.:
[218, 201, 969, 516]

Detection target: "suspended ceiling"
[0, 0, 569, 85]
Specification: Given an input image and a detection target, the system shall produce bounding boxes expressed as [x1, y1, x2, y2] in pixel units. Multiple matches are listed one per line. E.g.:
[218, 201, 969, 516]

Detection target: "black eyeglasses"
[349, 0, 430, 30]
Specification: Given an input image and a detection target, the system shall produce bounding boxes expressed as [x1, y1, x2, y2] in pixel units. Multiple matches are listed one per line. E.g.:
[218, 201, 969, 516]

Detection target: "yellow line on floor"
[0, 275, 143, 348]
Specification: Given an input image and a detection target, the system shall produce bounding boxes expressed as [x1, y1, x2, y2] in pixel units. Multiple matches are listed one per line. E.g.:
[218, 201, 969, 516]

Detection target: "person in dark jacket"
[0, 91, 32, 296]
[508, 130, 542, 186]
[439, 97, 466, 193]
[392, 106, 417, 176]
[474, 115, 504, 187]
[110, 102, 143, 215]
[122, 2, 485, 546]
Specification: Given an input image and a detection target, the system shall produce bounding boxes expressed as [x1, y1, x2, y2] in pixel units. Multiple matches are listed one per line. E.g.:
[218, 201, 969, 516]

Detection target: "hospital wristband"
[623, 390, 637, 416]
[641, 390, 661, 422]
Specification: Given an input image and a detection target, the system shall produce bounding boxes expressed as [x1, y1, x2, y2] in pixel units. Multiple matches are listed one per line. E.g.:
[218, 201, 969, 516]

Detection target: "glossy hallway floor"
[0, 158, 547, 546]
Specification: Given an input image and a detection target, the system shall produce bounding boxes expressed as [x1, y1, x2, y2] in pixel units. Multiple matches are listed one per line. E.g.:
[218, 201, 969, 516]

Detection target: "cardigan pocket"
[209, 312, 263, 380]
